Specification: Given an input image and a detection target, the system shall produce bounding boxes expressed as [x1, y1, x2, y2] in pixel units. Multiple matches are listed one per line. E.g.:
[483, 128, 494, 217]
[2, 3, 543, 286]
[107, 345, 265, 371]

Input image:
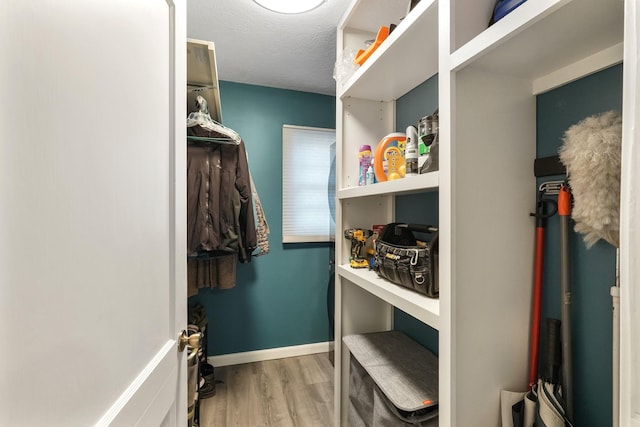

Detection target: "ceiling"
[187, 0, 352, 96]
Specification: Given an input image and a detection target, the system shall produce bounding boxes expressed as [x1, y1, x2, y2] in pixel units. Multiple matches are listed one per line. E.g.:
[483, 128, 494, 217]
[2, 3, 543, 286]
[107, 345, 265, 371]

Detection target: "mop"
[558, 110, 622, 426]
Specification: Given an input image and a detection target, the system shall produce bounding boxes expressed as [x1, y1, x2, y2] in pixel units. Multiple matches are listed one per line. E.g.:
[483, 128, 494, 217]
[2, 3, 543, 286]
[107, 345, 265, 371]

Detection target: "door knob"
[178, 330, 201, 352]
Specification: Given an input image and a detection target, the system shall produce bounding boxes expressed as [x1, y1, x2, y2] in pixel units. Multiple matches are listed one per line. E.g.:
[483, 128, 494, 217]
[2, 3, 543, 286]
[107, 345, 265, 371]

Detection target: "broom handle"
[559, 185, 573, 421]
[528, 194, 557, 389]
[528, 226, 545, 389]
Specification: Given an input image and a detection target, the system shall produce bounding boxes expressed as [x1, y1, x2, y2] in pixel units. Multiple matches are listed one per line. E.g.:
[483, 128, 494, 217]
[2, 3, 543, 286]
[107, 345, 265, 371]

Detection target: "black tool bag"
[373, 223, 438, 298]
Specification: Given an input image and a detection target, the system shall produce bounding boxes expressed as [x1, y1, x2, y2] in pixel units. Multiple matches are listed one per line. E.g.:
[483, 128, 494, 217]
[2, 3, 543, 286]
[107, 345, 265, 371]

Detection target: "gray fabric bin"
[344, 331, 438, 426]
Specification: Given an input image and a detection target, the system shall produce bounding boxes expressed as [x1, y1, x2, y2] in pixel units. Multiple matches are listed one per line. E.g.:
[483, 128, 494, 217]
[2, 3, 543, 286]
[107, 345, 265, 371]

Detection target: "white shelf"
[337, 264, 440, 329]
[339, 0, 411, 33]
[187, 39, 223, 123]
[338, 171, 439, 200]
[450, 0, 623, 84]
[339, 0, 438, 101]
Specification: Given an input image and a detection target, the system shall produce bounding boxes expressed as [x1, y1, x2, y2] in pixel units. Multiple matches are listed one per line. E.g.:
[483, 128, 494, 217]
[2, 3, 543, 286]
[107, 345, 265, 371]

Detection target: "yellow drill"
[344, 228, 374, 268]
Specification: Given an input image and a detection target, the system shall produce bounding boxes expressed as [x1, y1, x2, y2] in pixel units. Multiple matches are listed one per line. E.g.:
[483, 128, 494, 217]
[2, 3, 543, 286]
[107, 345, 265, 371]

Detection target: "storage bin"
[344, 331, 439, 426]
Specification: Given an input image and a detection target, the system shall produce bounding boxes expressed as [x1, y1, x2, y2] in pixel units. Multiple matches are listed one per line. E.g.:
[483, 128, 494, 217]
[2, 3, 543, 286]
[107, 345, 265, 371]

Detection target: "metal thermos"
[418, 112, 439, 174]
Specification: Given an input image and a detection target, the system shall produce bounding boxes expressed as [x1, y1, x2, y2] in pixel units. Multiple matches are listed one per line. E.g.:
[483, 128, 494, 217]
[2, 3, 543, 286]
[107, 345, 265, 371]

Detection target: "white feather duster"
[559, 110, 622, 248]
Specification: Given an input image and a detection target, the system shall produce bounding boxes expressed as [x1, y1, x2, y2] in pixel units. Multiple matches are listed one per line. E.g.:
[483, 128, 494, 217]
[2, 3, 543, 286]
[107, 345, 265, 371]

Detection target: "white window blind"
[282, 125, 336, 243]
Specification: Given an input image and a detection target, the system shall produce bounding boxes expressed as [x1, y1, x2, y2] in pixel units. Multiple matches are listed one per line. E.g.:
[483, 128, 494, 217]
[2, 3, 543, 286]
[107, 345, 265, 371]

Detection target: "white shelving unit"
[334, 0, 625, 425]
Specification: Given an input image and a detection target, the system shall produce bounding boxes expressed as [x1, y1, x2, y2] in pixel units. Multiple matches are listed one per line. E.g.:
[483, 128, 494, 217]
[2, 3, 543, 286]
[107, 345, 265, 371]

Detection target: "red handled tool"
[528, 188, 557, 390]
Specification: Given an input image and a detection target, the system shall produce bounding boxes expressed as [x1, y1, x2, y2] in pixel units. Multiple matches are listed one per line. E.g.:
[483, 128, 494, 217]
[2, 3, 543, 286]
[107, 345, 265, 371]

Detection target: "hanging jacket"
[187, 125, 256, 263]
[250, 173, 270, 257]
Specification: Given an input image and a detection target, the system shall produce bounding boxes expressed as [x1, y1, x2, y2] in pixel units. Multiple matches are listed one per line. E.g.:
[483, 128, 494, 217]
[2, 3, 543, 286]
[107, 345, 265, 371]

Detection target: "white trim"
[96, 341, 176, 427]
[620, 1, 639, 424]
[208, 342, 332, 367]
[171, 0, 188, 424]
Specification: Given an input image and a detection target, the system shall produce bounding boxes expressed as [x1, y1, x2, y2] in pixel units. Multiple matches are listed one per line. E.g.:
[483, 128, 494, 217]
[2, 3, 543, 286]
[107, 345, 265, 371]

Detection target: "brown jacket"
[187, 126, 256, 263]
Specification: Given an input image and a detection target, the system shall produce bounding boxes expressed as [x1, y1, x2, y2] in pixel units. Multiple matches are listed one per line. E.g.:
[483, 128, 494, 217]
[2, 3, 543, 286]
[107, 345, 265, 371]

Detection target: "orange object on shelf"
[354, 26, 390, 66]
[374, 132, 407, 182]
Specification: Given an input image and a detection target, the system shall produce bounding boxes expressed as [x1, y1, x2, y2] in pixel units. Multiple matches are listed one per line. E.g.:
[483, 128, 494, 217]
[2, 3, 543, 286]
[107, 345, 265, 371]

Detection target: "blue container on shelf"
[489, 0, 528, 25]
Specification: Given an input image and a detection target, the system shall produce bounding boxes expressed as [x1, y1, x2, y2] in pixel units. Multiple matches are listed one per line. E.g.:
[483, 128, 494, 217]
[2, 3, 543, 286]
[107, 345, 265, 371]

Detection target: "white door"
[621, 1, 640, 425]
[0, 1, 187, 426]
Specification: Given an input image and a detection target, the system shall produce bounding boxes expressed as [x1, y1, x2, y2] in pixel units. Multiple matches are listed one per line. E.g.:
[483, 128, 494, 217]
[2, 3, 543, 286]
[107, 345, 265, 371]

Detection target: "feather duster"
[559, 110, 622, 248]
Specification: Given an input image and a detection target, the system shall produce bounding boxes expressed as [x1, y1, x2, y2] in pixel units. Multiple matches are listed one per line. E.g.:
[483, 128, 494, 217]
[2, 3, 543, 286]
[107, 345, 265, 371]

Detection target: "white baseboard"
[208, 341, 332, 367]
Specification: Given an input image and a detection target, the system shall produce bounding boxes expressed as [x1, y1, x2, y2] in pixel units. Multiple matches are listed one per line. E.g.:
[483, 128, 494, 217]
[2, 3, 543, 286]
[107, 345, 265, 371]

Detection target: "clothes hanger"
[186, 95, 241, 145]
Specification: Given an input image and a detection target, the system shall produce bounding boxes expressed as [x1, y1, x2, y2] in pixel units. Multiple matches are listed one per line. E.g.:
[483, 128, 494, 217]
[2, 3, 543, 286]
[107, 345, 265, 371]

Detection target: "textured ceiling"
[187, 0, 351, 96]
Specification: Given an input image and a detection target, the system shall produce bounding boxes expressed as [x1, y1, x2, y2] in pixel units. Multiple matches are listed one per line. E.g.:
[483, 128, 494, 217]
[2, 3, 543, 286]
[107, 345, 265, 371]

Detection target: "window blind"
[282, 125, 336, 243]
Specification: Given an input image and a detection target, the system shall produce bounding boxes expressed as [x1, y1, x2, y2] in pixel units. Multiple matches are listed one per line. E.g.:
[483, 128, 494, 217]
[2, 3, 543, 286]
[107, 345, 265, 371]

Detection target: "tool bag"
[373, 223, 438, 298]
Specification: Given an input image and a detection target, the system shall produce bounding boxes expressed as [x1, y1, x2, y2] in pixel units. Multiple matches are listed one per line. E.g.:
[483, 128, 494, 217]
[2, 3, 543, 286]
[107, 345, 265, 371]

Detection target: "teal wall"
[393, 75, 440, 355]
[393, 65, 622, 426]
[189, 81, 336, 355]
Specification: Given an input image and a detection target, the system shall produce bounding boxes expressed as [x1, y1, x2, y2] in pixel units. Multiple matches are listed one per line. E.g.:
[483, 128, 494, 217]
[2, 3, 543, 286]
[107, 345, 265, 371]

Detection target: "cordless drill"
[344, 228, 374, 268]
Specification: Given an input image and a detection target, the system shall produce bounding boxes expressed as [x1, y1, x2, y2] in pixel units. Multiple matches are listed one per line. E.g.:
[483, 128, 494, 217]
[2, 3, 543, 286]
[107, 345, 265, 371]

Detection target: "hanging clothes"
[186, 124, 257, 263]
[186, 127, 257, 294]
[187, 255, 237, 296]
[185, 95, 256, 294]
[250, 173, 270, 257]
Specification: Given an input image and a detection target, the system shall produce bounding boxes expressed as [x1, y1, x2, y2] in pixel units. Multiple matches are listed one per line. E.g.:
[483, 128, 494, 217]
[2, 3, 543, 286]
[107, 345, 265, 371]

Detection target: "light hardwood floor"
[199, 353, 334, 427]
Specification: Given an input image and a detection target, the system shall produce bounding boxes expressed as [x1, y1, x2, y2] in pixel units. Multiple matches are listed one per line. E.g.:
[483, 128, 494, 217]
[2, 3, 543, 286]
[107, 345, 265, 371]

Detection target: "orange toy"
[354, 26, 389, 66]
[374, 133, 407, 182]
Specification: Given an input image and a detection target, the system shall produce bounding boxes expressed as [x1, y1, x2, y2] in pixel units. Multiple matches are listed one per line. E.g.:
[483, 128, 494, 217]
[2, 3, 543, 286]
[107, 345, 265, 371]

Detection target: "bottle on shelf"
[405, 125, 419, 176]
[365, 165, 375, 185]
[359, 144, 372, 186]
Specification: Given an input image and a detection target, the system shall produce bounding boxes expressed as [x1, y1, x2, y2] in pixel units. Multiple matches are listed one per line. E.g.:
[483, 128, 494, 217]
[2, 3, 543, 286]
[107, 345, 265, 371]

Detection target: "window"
[282, 125, 336, 243]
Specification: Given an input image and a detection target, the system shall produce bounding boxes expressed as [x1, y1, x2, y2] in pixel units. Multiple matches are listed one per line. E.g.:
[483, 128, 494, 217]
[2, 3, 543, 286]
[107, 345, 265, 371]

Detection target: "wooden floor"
[198, 353, 334, 427]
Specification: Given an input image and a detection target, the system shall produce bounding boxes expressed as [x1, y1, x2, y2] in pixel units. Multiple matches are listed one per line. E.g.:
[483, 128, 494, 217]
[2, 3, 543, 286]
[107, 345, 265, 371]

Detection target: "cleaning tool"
[558, 110, 622, 426]
[502, 318, 572, 427]
[528, 186, 558, 389]
[500, 183, 558, 427]
[559, 111, 621, 249]
[558, 183, 573, 421]
[533, 318, 572, 427]
[503, 109, 622, 426]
